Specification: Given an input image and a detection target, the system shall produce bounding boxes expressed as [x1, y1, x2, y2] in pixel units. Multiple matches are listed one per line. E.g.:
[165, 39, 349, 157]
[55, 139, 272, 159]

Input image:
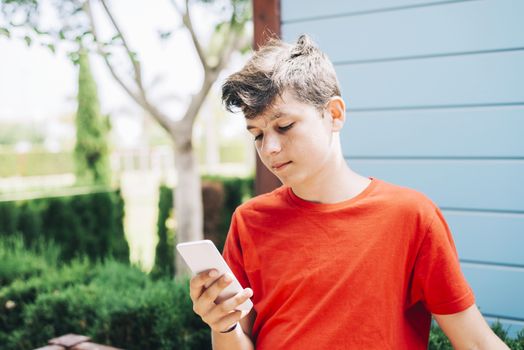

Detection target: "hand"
[189, 269, 253, 333]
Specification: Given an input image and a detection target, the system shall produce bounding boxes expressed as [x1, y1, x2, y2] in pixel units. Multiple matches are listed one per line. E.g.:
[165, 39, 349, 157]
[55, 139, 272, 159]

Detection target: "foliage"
[429, 322, 524, 350]
[74, 49, 111, 186]
[0, 237, 210, 350]
[0, 188, 128, 262]
[0, 234, 60, 286]
[491, 322, 524, 350]
[428, 323, 453, 349]
[153, 185, 175, 277]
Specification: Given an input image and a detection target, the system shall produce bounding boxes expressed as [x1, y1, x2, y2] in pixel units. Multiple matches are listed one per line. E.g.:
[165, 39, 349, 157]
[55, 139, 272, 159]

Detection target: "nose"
[260, 132, 281, 157]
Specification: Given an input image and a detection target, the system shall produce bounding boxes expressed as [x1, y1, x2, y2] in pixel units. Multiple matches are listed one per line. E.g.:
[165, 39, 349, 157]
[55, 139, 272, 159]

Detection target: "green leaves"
[0, 27, 11, 38]
[45, 43, 55, 53]
[109, 33, 122, 43]
[157, 30, 172, 41]
[23, 34, 31, 46]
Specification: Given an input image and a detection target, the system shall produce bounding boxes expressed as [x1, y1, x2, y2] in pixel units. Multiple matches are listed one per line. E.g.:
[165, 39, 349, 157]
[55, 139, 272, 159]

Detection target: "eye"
[278, 123, 294, 132]
[254, 133, 263, 141]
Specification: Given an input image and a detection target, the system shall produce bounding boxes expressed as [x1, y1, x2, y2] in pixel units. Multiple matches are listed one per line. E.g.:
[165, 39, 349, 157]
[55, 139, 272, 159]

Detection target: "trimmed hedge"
[0, 188, 129, 263]
[0, 237, 210, 350]
[154, 185, 175, 277]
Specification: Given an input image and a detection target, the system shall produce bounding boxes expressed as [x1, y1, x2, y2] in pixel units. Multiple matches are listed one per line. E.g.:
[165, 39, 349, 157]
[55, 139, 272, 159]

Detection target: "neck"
[291, 141, 371, 204]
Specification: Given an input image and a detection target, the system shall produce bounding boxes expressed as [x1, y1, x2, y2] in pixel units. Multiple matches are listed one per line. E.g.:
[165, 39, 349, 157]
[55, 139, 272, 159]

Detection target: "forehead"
[246, 91, 316, 126]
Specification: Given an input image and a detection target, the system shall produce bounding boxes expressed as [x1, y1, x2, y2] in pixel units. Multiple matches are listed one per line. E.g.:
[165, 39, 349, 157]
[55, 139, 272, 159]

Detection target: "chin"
[268, 166, 301, 188]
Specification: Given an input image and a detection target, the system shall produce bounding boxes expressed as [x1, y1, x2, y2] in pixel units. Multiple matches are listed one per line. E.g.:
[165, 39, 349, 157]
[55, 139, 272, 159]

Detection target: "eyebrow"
[246, 112, 292, 130]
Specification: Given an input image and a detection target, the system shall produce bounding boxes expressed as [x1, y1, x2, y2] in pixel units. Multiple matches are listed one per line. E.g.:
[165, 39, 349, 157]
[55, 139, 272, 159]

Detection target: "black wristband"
[219, 323, 238, 333]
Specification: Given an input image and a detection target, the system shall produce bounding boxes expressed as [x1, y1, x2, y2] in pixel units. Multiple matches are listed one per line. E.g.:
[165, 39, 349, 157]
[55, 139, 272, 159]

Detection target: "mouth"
[271, 161, 292, 171]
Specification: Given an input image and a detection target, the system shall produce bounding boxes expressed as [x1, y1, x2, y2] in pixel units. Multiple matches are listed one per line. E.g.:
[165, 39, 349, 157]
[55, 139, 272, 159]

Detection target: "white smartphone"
[176, 239, 253, 312]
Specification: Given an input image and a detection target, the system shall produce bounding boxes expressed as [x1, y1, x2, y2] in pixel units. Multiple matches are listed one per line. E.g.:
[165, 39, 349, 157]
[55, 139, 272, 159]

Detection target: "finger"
[210, 310, 242, 333]
[204, 288, 253, 325]
[195, 273, 233, 315]
[189, 269, 219, 301]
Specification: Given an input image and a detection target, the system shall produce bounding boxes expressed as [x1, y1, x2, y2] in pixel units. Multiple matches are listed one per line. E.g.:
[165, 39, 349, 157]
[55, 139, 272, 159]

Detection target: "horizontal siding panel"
[282, 0, 524, 62]
[462, 263, 524, 321]
[282, 0, 463, 23]
[337, 50, 524, 109]
[341, 106, 524, 158]
[445, 211, 524, 267]
[348, 160, 524, 212]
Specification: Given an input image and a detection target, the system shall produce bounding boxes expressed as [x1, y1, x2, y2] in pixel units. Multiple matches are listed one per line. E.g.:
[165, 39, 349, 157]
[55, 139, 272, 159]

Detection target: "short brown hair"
[222, 34, 341, 119]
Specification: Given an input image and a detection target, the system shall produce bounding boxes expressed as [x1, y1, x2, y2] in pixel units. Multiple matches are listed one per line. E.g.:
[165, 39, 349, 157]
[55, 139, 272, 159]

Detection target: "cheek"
[299, 134, 332, 164]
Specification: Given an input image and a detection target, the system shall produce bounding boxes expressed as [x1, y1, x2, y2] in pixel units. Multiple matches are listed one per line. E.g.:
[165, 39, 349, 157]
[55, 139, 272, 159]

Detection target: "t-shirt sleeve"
[410, 207, 475, 315]
[222, 210, 251, 289]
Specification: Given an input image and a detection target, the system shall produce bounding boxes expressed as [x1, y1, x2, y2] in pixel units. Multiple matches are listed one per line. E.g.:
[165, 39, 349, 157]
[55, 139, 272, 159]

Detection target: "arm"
[189, 270, 255, 350]
[433, 304, 510, 350]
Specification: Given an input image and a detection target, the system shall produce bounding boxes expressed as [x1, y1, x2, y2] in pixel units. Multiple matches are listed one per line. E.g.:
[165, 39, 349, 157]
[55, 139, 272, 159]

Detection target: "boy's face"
[246, 90, 344, 188]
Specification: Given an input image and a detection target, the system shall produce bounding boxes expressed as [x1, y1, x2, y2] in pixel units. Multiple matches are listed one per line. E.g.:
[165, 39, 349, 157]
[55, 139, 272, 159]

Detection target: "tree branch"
[211, 7, 248, 73]
[85, 0, 175, 134]
[171, 0, 209, 71]
[179, 5, 249, 129]
[178, 72, 216, 133]
[99, 0, 144, 92]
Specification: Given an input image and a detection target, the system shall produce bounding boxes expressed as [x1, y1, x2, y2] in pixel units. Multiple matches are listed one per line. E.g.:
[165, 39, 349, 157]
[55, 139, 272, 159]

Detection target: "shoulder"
[377, 178, 436, 207]
[374, 178, 439, 223]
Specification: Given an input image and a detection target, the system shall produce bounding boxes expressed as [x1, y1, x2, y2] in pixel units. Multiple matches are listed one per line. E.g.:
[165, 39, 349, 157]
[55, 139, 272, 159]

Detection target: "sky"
[0, 0, 250, 147]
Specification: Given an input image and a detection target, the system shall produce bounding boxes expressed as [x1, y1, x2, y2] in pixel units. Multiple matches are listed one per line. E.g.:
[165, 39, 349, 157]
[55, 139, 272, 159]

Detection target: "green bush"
[0, 260, 94, 347]
[0, 236, 83, 346]
[0, 237, 210, 350]
[0, 188, 129, 263]
[10, 274, 210, 350]
[0, 235, 60, 286]
[429, 322, 524, 350]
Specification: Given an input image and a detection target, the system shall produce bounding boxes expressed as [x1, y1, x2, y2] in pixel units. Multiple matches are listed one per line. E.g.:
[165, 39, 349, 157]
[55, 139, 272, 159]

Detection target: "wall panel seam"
[329, 47, 524, 66]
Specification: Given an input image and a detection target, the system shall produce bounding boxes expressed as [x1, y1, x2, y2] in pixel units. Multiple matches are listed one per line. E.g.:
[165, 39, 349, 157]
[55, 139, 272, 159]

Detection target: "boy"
[189, 35, 509, 349]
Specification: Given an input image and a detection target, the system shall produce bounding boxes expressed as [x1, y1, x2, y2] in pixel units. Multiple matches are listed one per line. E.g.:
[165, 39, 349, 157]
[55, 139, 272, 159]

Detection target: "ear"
[326, 96, 346, 132]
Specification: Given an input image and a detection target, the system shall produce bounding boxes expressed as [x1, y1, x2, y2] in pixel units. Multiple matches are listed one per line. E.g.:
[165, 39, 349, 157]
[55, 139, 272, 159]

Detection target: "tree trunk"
[173, 132, 203, 277]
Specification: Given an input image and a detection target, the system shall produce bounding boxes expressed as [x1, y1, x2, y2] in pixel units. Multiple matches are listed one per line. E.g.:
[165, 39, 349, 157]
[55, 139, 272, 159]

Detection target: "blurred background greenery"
[0, 0, 256, 348]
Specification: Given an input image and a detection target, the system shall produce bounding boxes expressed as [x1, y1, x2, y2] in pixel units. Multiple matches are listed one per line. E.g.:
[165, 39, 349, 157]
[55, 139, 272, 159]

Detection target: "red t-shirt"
[223, 178, 475, 349]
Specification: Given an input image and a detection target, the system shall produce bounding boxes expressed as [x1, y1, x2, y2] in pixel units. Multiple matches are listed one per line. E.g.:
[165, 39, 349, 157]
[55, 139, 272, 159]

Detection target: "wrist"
[219, 322, 238, 334]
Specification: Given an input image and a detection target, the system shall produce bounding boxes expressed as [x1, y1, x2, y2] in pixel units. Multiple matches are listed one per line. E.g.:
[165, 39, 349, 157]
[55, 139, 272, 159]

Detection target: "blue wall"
[282, 0, 524, 335]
